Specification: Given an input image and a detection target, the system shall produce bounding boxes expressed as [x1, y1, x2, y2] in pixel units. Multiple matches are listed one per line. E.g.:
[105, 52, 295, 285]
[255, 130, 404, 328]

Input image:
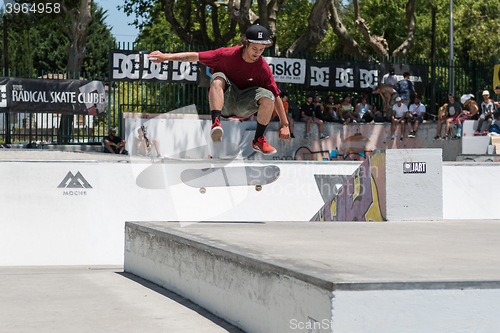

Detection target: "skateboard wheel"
[255, 185, 262, 191]
[200, 187, 206, 194]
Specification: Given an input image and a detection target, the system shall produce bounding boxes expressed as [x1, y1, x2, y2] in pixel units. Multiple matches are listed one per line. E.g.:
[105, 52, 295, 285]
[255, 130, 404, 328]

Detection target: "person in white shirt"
[391, 97, 408, 141]
[406, 96, 426, 138]
[475, 90, 497, 135]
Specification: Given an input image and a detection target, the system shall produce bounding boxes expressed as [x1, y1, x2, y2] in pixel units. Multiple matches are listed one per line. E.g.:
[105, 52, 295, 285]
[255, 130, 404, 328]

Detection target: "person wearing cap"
[435, 93, 461, 140]
[406, 95, 426, 138]
[381, 68, 398, 88]
[475, 90, 497, 135]
[300, 94, 329, 140]
[390, 96, 408, 141]
[148, 24, 290, 155]
[104, 128, 127, 154]
[456, 94, 478, 138]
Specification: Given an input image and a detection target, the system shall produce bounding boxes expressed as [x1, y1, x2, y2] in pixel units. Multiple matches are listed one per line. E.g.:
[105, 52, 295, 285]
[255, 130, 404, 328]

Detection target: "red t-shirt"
[198, 46, 280, 97]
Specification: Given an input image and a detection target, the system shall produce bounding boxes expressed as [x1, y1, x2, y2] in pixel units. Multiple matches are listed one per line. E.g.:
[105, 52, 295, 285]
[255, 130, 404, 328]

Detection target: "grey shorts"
[408, 117, 423, 124]
[211, 72, 275, 118]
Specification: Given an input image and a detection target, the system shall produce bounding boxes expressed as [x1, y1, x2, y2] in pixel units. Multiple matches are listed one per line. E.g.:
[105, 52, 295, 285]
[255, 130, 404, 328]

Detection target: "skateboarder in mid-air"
[148, 24, 290, 155]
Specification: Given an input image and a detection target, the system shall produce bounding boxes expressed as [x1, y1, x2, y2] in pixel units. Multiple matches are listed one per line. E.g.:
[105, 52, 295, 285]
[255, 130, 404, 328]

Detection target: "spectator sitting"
[435, 93, 461, 140]
[300, 94, 329, 140]
[390, 97, 408, 141]
[340, 95, 358, 125]
[272, 92, 295, 138]
[475, 90, 497, 135]
[323, 94, 342, 122]
[104, 128, 127, 154]
[457, 94, 477, 137]
[406, 95, 426, 138]
[135, 126, 162, 158]
[355, 94, 380, 123]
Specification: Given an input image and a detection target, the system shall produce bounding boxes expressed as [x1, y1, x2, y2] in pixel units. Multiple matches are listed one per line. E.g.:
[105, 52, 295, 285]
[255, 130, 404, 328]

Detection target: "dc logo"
[336, 68, 354, 88]
[172, 62, 198, 82]
[0, 85, 7, 108]
[359, 69, 378, 89]
[310, 66, 330, 87]
[112, 53, 140, 80]
[143, 56, 169, 80]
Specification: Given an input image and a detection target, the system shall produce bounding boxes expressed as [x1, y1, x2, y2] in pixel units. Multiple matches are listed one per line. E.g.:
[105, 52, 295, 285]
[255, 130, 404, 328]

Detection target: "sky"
[99, 0, 140, 45]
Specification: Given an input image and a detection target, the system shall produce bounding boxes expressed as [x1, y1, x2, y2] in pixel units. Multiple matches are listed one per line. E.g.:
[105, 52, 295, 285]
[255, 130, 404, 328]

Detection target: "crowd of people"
[276, 78, 500, 141]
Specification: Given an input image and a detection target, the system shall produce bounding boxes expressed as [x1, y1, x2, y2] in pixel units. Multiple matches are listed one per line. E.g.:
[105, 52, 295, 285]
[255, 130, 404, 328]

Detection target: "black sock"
[254, 122, 267, 142]
[211, 110, 221, 124]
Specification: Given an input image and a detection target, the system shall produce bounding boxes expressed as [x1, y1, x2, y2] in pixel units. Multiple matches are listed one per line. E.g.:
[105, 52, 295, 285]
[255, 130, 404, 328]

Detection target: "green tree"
[82, 3, 115, 73]
[2, 2, 114, 73]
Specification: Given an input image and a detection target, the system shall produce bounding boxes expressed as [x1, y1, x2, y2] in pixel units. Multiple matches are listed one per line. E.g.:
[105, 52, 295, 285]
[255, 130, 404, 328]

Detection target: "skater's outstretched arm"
[148, 51, 199, 63]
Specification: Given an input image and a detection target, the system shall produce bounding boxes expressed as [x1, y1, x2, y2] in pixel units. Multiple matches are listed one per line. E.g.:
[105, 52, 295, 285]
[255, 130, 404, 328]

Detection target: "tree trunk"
[285, 0, 330, 54]
[163, 0, 237, 46]
[327, 0, 367, 58]
[392, 0, 417, 58]
[353, 0, 389, 58]
[56, 0, 92, 144]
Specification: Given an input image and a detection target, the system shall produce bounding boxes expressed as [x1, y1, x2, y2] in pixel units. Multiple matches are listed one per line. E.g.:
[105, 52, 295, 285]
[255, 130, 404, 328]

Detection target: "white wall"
[0, 159, 357, 266]
[1, 156, 499, 266]
[442, 163, 500, 220]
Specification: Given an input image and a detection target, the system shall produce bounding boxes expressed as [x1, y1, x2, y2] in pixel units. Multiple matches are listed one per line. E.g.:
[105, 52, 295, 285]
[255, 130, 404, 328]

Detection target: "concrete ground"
[0, 266, 243, 333]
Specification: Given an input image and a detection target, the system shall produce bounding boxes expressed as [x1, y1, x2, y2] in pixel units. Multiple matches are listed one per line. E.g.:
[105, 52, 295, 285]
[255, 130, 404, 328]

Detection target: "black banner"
[0, 77, 106, 115]
[111, 50, 198, 83]
[305, 60, 427, 94]
[306, 60, 380, 92]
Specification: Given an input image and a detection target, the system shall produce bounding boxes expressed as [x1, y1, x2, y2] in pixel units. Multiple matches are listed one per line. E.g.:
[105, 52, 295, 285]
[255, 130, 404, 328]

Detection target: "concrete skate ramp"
[312, 149, 443, 221]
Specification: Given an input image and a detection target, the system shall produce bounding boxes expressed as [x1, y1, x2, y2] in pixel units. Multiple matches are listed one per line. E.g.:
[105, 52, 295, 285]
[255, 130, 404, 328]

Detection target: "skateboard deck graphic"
[181, 165, 280, 193]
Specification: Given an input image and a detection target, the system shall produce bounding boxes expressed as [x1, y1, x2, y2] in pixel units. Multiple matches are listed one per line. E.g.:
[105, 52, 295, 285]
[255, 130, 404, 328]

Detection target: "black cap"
[389, 69, 395, 75]
[245, 24, 272, 45]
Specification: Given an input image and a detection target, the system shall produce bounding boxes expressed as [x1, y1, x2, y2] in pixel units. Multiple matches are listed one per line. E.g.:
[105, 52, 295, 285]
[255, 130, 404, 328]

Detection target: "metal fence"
[1, 43, 498, 145]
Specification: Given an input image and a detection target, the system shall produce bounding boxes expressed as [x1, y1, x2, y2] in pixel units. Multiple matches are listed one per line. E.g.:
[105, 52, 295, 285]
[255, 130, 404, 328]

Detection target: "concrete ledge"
[125, 222, 334, 333]
[125, 221, 500, 333]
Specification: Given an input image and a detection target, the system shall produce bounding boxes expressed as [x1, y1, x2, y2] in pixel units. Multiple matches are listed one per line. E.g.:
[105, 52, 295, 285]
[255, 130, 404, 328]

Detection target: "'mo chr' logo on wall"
[58, 172, 92, 195]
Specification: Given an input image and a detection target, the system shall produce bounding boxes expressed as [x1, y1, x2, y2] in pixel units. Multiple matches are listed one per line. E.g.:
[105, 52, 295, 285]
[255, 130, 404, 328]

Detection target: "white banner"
[264, 57, 306, 84]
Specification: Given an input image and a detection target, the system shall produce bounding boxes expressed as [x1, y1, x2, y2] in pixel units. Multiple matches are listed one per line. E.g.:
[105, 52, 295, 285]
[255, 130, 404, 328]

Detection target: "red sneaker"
[210, 117, 223, 143]
[252, 136, 277, 155]
[474, 130, 481, 136]
[482, 131, 489, 136]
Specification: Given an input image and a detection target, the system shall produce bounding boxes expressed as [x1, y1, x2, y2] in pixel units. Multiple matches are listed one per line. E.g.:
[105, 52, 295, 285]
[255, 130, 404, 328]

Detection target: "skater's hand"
[278, 124, 290, 141]
[148, 51, 167, 63]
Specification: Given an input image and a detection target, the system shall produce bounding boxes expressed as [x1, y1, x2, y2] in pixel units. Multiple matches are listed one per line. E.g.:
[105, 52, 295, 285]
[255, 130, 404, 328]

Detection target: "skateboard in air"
[180, 165, 280, 193]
